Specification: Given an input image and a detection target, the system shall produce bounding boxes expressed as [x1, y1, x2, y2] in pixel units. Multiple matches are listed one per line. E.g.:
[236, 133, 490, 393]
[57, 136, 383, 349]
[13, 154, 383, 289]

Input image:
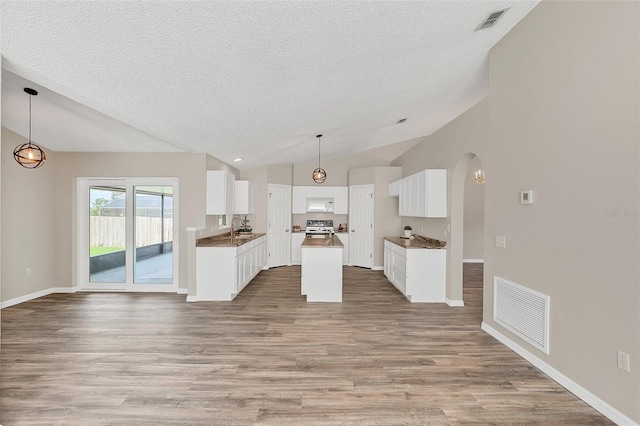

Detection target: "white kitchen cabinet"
[389, 169, 446, 218]
[388, 180, 401, 197]
[292, 187, 307, 214]
[333, 187, 348, 214]
[234, 180, 254, 214]
[206, 170, 235, 215]
[196, 235, 266, 301]
[290, 232, 306, 264]
[383, 239, 445, 302]
[335, 233, 349, 264]
[306, 186, 334, 198]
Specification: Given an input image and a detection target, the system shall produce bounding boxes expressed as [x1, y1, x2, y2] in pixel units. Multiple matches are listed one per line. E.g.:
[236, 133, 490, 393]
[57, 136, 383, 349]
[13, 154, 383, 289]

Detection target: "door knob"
[286, 229, 290, 232]
[351, 229, 355, 232]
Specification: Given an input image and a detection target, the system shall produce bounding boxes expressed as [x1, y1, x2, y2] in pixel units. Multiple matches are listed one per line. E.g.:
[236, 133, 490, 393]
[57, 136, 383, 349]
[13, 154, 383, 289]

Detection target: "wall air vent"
[494, 276, 550, 354]
[475, 8, 509, 31]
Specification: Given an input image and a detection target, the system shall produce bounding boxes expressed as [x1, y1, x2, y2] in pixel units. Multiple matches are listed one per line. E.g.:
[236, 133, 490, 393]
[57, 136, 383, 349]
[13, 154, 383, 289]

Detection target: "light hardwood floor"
[1, 264, 612, 425]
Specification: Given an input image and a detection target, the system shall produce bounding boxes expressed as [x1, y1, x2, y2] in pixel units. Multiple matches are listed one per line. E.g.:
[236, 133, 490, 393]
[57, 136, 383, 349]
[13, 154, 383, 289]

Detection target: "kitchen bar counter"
[197, 233, 266, 248]
[384, 234, 446, 249]
[302, 234, 344, 248]
[301, 235, 343, 302]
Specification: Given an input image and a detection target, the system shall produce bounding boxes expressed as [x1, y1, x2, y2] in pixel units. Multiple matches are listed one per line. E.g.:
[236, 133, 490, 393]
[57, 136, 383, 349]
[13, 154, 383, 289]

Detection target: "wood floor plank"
[0, 264, 612, 425]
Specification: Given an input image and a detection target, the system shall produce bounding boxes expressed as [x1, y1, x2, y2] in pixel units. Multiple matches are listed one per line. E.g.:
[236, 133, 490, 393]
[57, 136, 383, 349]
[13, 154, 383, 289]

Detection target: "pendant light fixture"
[312, 134, 326, 184]
[13, 88, 46, 169]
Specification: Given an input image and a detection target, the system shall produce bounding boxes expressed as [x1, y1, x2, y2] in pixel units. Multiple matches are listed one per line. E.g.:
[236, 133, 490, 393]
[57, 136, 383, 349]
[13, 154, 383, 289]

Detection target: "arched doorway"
[448, 153, 485, 306]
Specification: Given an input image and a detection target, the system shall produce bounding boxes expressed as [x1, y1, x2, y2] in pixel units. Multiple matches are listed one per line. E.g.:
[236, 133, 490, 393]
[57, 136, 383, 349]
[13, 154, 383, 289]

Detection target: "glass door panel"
[133, 186, 173, 284]
[89, 185, 127, 283]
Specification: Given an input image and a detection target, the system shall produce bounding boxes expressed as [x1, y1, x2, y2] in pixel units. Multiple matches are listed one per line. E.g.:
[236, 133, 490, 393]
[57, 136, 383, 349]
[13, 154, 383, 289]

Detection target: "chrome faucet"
[230, 216, 243, 238]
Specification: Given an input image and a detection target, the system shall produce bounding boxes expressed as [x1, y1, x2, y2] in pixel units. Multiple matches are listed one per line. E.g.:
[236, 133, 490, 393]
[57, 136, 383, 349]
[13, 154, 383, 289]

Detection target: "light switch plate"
[496, 236, 506, 248]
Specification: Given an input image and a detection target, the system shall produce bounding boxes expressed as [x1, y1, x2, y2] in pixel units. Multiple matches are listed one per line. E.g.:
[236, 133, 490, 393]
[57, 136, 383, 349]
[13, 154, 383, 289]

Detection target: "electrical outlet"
[496, 236, 506, 248]
[617, 350, 630, 372]
[421, 226, 424, 232]
[26, 267, 32, 276]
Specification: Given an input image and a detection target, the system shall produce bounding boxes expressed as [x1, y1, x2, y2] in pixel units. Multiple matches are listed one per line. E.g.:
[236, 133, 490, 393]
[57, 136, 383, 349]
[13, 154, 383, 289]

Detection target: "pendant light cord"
[28, 94, 33, 147]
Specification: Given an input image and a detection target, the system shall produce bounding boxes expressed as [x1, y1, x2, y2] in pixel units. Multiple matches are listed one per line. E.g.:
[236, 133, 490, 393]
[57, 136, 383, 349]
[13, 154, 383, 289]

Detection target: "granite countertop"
[197, 233, 266, 247]
[301, 234, 344, 248]
[384, 234, 447, 249]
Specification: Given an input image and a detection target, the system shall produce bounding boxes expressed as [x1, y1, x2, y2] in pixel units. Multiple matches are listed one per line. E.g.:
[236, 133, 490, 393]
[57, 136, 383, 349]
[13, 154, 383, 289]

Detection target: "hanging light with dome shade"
[312, 134, 326, 184]
[14, 88, 46, 169]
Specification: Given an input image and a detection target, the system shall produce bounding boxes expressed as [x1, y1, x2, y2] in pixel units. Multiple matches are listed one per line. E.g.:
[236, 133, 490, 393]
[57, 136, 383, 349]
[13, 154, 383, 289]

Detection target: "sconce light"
[474, 170, 485, 184]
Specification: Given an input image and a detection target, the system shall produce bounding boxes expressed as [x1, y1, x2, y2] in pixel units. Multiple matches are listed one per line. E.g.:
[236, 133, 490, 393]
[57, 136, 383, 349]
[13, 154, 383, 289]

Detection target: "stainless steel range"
[306, 219, 334, 235]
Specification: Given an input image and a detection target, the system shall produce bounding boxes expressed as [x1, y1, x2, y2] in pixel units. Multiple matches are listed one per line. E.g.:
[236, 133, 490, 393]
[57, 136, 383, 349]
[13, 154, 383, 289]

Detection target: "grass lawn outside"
[90, 246, 124, 257]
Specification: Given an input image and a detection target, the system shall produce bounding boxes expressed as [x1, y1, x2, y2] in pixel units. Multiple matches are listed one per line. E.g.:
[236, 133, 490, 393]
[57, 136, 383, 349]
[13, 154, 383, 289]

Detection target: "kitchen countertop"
[301, 234, 344, 248]
[197, 233, 266, 247]
[384, 234, 446, 249]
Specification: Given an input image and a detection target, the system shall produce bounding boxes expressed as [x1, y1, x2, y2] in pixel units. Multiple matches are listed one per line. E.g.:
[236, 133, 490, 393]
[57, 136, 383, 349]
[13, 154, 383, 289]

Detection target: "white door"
[267, 184, 292, 268]
[349, 185, 374, 268]
[77, 177, 179, 292]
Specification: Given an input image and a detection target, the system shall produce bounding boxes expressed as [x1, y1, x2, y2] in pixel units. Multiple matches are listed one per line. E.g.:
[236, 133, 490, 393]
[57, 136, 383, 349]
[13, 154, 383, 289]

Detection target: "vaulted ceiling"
[1, 1, 539, 169]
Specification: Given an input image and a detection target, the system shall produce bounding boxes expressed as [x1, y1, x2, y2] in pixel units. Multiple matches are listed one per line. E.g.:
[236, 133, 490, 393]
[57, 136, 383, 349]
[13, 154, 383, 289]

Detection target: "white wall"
[1, 129, 56, 302]
[463, 156, 484, 260]
[392, 2, 639, 422]
[54, 151, 209, 292]
[485, 2, 639, 420]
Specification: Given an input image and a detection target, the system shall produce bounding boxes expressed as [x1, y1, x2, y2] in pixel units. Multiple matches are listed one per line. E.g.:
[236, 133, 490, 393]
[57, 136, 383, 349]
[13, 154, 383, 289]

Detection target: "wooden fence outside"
[90, 216, 173, 247]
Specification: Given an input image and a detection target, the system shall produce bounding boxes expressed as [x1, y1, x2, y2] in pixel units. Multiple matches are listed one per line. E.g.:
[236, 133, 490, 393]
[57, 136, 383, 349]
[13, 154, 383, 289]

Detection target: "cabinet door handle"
[285, 229, 290, 232]
[351, 229, 355, 232]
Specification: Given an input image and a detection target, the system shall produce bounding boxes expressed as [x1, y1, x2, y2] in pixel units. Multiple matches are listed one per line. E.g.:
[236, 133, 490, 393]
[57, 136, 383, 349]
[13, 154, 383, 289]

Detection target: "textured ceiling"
[1, 1, 539, 169]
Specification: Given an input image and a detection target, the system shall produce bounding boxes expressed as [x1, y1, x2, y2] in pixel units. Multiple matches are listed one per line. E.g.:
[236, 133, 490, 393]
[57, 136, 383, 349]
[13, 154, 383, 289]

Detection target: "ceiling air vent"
[475, 8, 508, 31]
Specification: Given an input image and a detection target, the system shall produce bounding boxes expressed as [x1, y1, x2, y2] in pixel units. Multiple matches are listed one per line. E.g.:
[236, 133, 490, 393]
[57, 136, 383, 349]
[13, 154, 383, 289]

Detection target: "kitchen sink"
[232, 234, 254, 240]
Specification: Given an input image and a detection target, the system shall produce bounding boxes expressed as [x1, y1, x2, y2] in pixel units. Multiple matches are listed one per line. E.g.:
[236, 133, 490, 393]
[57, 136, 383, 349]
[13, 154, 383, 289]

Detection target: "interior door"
[349, 185, 374, 268]
[267, 184, 292, 268]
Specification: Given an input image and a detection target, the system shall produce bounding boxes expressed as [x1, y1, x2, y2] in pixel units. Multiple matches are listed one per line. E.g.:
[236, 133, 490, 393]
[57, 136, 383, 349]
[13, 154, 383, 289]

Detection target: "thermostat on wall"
[520, 190, 534, 205]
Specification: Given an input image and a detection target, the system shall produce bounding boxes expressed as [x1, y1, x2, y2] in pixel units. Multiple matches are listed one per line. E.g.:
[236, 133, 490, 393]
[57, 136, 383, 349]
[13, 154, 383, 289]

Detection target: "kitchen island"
[383, 234, 446, 303]
[301, 234, 343, 302]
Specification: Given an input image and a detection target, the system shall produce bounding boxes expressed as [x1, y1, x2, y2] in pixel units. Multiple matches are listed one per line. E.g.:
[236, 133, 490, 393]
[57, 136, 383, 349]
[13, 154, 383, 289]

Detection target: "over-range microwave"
[306, 197, 334, 213]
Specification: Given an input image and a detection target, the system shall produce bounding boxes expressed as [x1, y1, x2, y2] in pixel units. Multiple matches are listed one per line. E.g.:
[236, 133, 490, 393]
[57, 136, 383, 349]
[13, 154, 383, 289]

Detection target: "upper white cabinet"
[292, 187, 307, 214]
[388, 180, 401, 197]
[207, 170, 235, 215]
[234, 180, 254, 215]
[333, 187, 348, 214]
[291, 186, 348, 214]
[389, 170, 446, 218]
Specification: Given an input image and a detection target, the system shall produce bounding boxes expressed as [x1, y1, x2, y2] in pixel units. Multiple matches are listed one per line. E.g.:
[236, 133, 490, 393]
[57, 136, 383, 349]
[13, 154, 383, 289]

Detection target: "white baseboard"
[481, 322, 638, 426]
[177, 288, 188, 295]
[186, 295, 197, 302]
[446, 298, 464, 307]
[372, 266, 384, 271]
[1, 286, 78, 309]
[463, 258, 484, 263]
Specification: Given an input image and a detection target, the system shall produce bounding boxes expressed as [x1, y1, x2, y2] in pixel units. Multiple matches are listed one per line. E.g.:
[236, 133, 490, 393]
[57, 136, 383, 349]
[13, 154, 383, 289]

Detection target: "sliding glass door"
[134, 186, 173, 285]
[78, 178, 178, 292]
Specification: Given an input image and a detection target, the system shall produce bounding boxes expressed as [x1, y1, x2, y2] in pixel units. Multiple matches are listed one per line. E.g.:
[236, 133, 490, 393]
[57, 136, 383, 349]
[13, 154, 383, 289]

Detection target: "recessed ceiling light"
[233, 158, 242, 162]
[396, 118, 408, 124]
